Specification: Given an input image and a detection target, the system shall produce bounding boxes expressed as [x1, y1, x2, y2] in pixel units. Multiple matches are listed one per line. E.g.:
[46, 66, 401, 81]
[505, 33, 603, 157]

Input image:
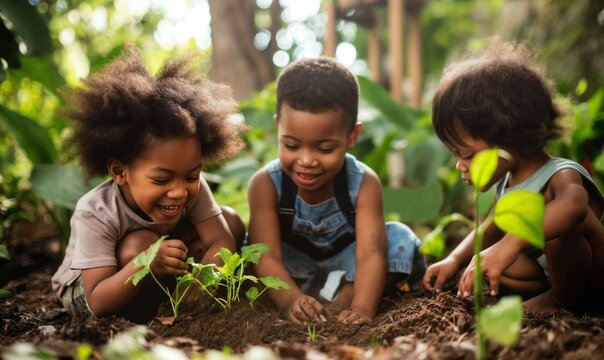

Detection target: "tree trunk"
[209, 0, 276, 100]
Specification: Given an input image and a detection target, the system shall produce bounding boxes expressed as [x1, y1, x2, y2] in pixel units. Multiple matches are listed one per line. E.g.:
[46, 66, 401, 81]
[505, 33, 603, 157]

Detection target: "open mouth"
[157, 204, 182, 215]
[295, 172, 320, 185]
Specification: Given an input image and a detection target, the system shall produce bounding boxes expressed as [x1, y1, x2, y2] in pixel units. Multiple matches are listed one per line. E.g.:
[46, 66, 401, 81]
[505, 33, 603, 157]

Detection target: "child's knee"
[116, 229, 160, 268]
[221, 206, 246, 245]
[385, 222, 426, 287]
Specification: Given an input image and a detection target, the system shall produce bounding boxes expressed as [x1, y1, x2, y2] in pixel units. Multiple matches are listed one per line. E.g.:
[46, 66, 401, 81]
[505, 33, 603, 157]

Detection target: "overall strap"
[277, 163, 356, 261]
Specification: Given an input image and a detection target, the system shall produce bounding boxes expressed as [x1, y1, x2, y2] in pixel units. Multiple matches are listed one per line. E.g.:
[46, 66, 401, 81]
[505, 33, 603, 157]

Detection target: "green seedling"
[423, 149, 544, 360]
[307, 324, 318, 342]
[126, 235, 218, 319]
[215, 243, 290, 309]
[127, 237, 290, 318]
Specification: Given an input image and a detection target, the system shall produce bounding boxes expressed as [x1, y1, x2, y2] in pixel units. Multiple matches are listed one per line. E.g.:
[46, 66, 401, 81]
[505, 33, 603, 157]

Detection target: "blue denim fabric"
[267, 153, 364, 252]
[282, 221, 426, 299]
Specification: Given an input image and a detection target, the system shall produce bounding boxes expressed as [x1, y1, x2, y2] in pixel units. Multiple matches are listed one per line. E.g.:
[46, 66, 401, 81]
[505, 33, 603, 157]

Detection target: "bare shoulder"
[547, 168, 586, 196]
[357, 167, 383, 208]
[248, 168, 276, 199]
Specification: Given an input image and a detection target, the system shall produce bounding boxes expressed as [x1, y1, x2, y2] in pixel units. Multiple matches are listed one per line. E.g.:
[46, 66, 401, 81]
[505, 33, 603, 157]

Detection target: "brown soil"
[2, 237, 604, 359]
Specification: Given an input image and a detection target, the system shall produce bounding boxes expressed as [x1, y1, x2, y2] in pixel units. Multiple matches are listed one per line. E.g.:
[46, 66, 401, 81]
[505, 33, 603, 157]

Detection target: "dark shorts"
[60, 276, 93, 317]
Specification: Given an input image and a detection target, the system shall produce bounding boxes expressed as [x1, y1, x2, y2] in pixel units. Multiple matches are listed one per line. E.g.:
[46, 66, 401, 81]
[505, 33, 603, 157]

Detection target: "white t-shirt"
[51, 177, 221, 296]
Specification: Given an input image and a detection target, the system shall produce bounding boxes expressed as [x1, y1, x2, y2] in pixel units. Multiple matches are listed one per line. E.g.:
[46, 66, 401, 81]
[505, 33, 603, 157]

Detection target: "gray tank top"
[495, 157, 604, 225]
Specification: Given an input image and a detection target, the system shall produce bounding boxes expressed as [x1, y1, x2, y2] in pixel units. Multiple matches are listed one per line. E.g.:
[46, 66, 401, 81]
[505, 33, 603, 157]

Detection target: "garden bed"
[1, 238, 604, 359]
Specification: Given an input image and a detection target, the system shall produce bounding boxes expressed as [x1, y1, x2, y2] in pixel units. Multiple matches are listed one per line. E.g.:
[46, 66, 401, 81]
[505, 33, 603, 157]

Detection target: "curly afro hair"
[276, 56, 359, 132]
[432, 38, 564, 156]
[62, 44, 245, 177]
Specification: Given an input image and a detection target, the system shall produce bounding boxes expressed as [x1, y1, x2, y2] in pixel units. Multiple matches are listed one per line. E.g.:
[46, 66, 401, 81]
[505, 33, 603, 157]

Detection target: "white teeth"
[159, 205, 179, 212]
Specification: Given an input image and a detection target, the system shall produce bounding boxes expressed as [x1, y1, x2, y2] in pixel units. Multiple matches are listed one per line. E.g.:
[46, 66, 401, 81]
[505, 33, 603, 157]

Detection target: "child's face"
[110, 136, 202, 225]
[447, 129, 512, 191]
[277, 104, 360, 200]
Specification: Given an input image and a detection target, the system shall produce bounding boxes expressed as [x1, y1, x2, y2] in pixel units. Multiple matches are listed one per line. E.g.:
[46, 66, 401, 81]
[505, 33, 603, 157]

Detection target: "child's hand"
[284, 295, 325, 324]
[337, 308, 372, 325]
[422, 256, 460, 293]
[149, 239, 189, 276]
[457, 237, 523, 297]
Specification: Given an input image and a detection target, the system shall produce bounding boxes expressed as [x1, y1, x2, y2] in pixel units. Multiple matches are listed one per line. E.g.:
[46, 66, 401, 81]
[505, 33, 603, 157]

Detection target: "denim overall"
[267, 154, 425, 300]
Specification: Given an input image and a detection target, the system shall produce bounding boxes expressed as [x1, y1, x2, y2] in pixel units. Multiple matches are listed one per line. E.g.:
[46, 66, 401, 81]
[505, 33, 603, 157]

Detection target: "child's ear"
[347, 123, 363, 147]
[107, 159, 127, 185]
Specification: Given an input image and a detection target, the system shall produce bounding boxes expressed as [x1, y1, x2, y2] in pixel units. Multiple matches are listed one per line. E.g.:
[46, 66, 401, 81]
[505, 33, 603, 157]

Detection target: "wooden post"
[368, 19, 382, 83]
[408, 8, 422, 108]
[388, 0, 404, 102]
[324, 2, 337, 57]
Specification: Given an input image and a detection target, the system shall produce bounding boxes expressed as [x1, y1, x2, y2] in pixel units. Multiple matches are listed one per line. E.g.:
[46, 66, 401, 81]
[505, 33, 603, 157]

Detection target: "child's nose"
[298, 150, 317, 167]
[168, 182, 187, 199]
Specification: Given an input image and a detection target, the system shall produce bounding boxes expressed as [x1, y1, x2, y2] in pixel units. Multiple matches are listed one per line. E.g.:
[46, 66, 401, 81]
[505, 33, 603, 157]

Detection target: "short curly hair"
[276, 57, 359, 132]
[432, 39, 564, 155]
[62, 44, 245, 177]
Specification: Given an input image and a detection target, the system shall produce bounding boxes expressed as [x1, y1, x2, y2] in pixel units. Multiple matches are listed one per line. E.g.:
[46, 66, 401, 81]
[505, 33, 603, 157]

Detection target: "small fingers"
[421, 269, 436, 292]
[487, 271, 501, 296]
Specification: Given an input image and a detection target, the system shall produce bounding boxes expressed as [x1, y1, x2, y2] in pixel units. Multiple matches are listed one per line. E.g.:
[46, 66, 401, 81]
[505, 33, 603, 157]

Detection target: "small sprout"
[307, 324, 318, 342]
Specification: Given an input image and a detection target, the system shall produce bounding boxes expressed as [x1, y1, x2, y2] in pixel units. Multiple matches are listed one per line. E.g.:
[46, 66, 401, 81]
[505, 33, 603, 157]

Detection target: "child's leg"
[524, 232, 591, 313]
[498, 252, 548, 299]
[115, 229, 172, 323]
[384, 221, 426, 291]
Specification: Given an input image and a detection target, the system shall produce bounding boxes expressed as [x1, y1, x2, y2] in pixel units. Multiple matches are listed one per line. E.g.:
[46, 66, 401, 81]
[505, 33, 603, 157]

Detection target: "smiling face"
[277, 104, 360, 203]
[109, 136, 202, 225]
[447, 127, 513, 191]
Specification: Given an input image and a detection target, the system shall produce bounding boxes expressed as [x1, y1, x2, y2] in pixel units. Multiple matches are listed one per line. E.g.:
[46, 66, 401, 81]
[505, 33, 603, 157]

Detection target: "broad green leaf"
[0, 288, 12, 298]
[470, 149, 499, 190]
[383, 182, 444, 223]
[13, 56, 65, 94]
[0, 1, 53, 55]
[245, 287, 259, 302]
[31, 165, 105, 210]
[479, 296, 523, 345]
[420, 213, 472, 258]
[241, 243, 270, 264]
[0, 106, 57, 164]
[420, 231, 446, 258]
[217, 248, 233, 265]
[198, 266, 220, 287]
[260, 276, 291, 290]
[494, 191, 545, 248]
[0, 244, 9, 260]
[358, 76, 423, 131]
[126, 236, 167, 285]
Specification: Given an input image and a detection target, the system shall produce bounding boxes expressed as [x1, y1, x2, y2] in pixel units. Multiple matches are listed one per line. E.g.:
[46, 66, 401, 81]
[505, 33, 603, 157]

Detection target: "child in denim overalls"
[247, 57, 426, 325]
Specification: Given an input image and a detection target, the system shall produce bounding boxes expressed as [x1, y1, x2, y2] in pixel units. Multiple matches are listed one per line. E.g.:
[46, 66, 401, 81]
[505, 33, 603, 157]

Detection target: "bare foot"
[325, 282, 354, 316]
[524, 290, 565, 314]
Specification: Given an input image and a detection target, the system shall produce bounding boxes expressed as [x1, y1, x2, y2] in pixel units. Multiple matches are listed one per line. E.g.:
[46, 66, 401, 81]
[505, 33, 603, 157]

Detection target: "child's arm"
[194, 214, 237, 264]
[82, 239, 188, 316]
[457, 169, 590, 297]
[339, 170, 387, 324]
[248, 169, 324, 324]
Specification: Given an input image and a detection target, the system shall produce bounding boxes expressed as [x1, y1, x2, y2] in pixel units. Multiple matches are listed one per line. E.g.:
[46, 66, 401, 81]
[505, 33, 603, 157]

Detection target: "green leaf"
[0, 244, 9, 260]
[31, 165, 105, 210]
[13, 56, 65, 94]
[0, 105, 57, 164]
[479, 296, 523, 346]
[470, 149, 499, 190]
[420, 231, 446, 258]
[358, 75, 424, 131]
[0, 288, 12, 298]
[198, 265, 220, 287]
[241, 243, 270, 264]
[224, 253, 241, 276]
[245, 287, 259, 302]
[0, 1, 53, 56]
[241, 275, 258, 283]
[126, 235, 167, 285]
[260, 276, 290, 290]
[217, 248, 233, 265]
[494, 191, 545, 249]
[75, 343, 93, 360]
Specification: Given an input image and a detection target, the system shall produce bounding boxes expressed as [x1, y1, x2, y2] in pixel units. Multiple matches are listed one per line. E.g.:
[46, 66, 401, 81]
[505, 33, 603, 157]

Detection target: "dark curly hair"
[432, 39, 564, 156]
[276, 57, 359, 132]
[62, 44, 245, 177]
